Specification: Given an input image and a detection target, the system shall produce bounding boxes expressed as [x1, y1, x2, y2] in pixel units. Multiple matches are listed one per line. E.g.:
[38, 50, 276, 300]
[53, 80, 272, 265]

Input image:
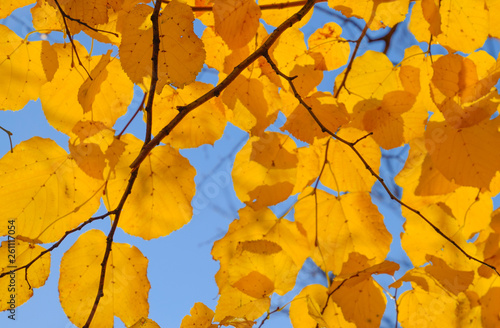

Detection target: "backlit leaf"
[0, 25, 46, 111]
[105, 134, 196, 240]
[0, 240, 50, 310]
[0, 0, 35, 19]
[0, 137, 102, 243]
[213, 0, 261, 49]
[118, 1, 206, 90]
[295, 189, 391, 275]
[59, 230, 150, 328]
[232, 132, 297, 209]
[181, 302, 217, 328]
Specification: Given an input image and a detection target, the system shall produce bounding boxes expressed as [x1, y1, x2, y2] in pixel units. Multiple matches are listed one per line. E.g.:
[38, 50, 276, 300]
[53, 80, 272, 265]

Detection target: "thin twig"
[117, 92, 147, 138]
[0, 126, 13, 153]
[52, 1, 118, 36]
[0, 211, 115, 280]
[52, 0, 92, 79]
[130, 0, 318, 169]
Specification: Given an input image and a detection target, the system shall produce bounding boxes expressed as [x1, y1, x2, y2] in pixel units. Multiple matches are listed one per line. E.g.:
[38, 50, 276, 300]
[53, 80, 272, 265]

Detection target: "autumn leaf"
[118, 1, 206, 90]
[105, 134, 196, 240]
[0, 25, 46, 111]
[0, 240, 50, 310]
[59, 229, 150, 328]
[0, 138, 102, 243]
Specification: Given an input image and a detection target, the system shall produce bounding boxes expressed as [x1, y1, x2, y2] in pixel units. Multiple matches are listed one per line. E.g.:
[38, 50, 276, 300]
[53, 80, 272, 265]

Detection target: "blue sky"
[1, 2, 500, 328]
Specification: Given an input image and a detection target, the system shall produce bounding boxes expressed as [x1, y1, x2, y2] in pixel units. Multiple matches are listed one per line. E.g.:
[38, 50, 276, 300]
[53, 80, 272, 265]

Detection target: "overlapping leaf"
[0, 240, 50, 310]
[105, 134, 196, 240]
[59, 230, 150, 328]
[118, 1, 205, 90]
[0, 26, 46, 111]
[0, 137, 102, 243]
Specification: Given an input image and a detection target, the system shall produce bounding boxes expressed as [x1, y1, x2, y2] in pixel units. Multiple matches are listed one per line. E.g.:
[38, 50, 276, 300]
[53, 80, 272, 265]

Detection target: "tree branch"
[130, 0, 318, 169]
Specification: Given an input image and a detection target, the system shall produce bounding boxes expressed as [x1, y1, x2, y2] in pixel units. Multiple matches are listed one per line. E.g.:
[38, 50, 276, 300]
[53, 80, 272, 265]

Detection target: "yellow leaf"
[232, 132, 297, 209]
[212, 206, 309, 297]
[59, 230, 150, 328]
[129, 317, 161, 328]
[335, 51, 400, 113]
[213, 0, 261, 49]
[436, 0, 488, 53]
[425, 119, 500, 188]
[0, 25, 46, 111]
[295, 189, 391, 275]
[401, 203, 478, 271]
[69, 121, 126, 180]
[328, 275, 387, 328]
[352, 90, 416, 149]
[260, 0, 313, 28]
[222, 74, 280, 136]
[0, 0, 35, 19]
[118, 1, 206, 90]
[329, 0, 410, 30]
[289, 284, 355, 328]
[293, 139, 325, 194]
[202, 26, 230, 73]
[320, 128, 381, 193]
[281, 92, 349, 144]
[0, 137, 102, 243]
[214, 284, 269, 322]
[308, 22, 350, 71]
[105, 134, 196, 240]
[0, 240, 50, 310]
[181, 302, 217, 328]
[40, 42, 133, 135]
[152, 82, 227, 149]
[219, 316, 256, 328]
[31, 0, 62, 32]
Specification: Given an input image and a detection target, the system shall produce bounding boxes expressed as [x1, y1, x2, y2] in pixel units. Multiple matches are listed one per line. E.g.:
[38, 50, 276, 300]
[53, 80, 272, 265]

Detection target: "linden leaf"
[290, 284, 355, 328]
[214, 284, 269, 322]
[281, 91, 349, 144]
[59, 230, 150, 328]
[295, 189, 391, 275]
[212, 207, 309, 298]
[219, 316, 256, 328]
[320, 128, 381, 192]
[129, 317, 161, 328]
[0, 240, 50, 310]
[232, 132, 297, 209]
[152, 82, 227, 149]
[308, 22, 350, 71]
[105, 134, 196, 240]
[222, 74, 280, 136]
[181, 302, 217, 328]
[0, 137, 102, 243]
[436, 0, 488, 53]
[335, 50, 400, 113]
[328, 275, 388, 328]
[0, 25, 46, 111]
[0, 0, 35, 19]
[78, 50, 112, 113]
[69, 121, 126, 180]
[40, 42, 133, 135]
[260, 0, 313, 28]
[50, 0, 109, 26]
[425, 119, 500, 188]
[329, 0, 410, 30]
[213, 0, 261, 49]
[118, 1, 206, 90]
[352, 90, 416, 149]
[401, 203, 478, 271]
